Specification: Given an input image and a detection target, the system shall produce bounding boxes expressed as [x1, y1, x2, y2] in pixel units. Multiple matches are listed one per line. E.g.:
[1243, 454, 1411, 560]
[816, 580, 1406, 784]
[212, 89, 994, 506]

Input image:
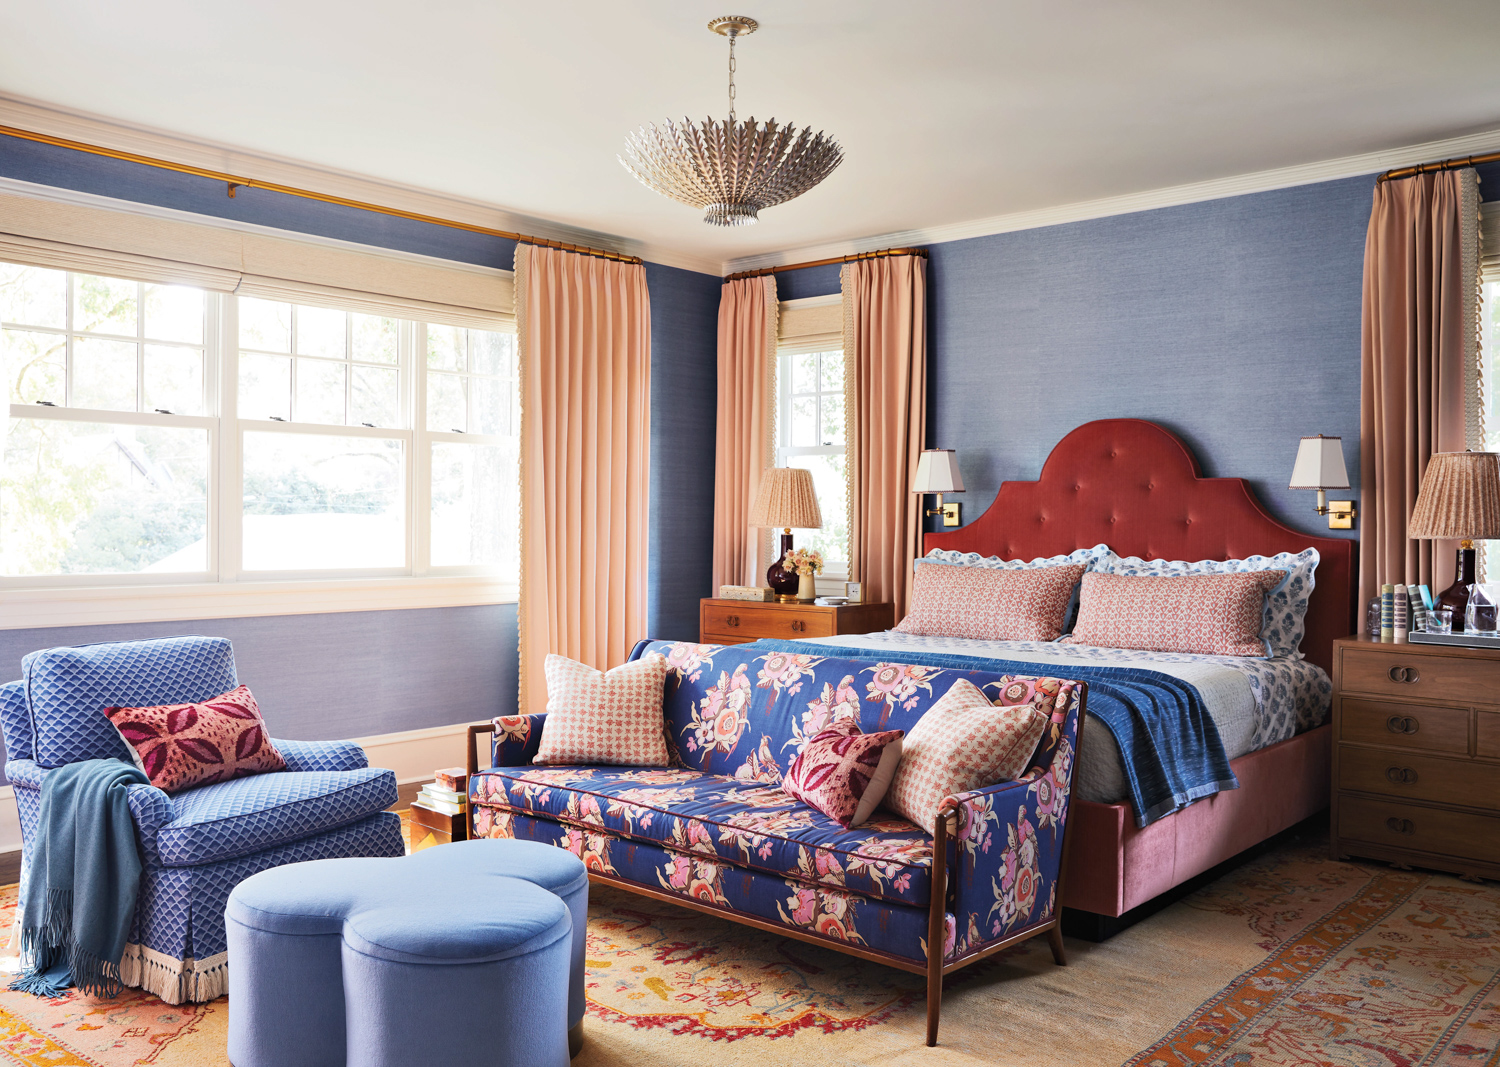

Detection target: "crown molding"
[0, 93, 722, 276]
[721, 126, 1500, 275]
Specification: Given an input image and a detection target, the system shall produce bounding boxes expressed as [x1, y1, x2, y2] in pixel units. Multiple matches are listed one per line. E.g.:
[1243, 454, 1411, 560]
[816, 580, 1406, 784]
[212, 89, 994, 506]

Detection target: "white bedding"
[797, 631, 1333, 805]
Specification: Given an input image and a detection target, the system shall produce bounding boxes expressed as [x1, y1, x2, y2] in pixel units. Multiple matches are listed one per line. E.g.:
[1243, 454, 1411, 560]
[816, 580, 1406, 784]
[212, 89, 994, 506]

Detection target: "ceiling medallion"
[619, 16, 844, 227]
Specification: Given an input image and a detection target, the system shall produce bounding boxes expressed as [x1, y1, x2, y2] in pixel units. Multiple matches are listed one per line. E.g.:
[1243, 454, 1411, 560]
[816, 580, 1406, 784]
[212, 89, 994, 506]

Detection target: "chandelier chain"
[728, 35, 737, 125]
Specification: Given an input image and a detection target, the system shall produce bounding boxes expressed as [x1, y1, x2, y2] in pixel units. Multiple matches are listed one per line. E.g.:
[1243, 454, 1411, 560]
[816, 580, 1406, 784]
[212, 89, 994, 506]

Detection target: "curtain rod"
[0, 123, 645, 266]
[723, 246, 928, 282]
[1377, 148, 1500, 185]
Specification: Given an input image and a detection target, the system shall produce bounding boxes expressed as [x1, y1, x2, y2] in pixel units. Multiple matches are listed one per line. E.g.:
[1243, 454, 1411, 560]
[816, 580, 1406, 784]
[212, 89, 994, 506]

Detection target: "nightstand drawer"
[1339, 647, 1484, 705]
[1337, 698, 1469, 755]
[700, 604, 833, 641]
[1338, 745, 1500, 812]
[1479, 712, 1500, 759]
[1338, 795, 1500, 866]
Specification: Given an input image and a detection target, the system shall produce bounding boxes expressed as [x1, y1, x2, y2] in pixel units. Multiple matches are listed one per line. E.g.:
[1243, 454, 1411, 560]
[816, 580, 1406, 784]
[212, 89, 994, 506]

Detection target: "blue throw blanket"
[744, 639, 1237, 827]
[11, 759, 149, 999]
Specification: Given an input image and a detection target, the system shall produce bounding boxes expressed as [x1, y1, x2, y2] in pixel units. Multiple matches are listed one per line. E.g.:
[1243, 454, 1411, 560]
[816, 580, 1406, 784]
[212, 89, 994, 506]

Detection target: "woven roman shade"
[748, 467, 822, 531]
[1407, 451, 1500, 540]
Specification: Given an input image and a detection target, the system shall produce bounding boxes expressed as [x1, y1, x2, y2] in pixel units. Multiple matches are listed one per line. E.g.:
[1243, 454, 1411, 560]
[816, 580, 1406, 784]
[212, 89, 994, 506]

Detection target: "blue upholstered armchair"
[0, 636, 405, 1004]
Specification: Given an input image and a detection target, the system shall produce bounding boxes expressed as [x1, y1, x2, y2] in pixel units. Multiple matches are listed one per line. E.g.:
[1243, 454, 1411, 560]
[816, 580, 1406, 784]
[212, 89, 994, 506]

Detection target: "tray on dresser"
[1408, 630, 1500, 649]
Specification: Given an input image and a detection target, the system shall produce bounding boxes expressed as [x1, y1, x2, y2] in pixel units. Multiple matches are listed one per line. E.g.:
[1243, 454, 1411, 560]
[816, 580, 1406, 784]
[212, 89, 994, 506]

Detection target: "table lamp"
[1407, 450, 1500, 631]
[913, 449, 965, 526]
[748, 467, 822, 602]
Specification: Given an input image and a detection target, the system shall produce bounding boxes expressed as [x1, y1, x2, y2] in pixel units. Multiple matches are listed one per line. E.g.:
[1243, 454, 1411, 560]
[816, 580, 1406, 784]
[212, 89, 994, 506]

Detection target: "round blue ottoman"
[226, 840, 588, 1067]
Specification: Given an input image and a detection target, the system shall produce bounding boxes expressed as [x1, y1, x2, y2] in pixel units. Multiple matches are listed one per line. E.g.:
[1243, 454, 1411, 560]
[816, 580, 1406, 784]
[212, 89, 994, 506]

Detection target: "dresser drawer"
[1338, 795, 1500, 866]
[1337, 697, 1469, 755]
[700, 604, 833, 641]
[1338, 745, 1500, 812]
[1339, 647, 1484, 705]
[1479, 711, 1500, 760]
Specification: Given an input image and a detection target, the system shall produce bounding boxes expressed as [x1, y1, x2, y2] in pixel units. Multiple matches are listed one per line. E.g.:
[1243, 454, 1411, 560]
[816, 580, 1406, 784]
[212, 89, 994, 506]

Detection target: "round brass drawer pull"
[1386, 715, 1420, 734]
[1385, 766, 1419, 784]
[1387, 665, 1420, 684]
[1385, 817, 1416, 834]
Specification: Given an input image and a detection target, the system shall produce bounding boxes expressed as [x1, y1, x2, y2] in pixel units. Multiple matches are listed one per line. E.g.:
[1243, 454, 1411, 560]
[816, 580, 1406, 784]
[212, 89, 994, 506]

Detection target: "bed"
[806, 418, 1355, 930]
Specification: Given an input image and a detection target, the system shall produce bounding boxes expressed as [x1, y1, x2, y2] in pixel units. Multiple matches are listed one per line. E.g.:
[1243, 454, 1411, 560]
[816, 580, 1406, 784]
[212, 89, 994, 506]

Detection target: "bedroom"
[0, 2, 1496, 1064]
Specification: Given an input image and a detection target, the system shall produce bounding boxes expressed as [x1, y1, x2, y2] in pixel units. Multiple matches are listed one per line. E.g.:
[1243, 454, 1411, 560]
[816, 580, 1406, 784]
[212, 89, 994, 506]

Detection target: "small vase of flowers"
[783, 548, 824, 603]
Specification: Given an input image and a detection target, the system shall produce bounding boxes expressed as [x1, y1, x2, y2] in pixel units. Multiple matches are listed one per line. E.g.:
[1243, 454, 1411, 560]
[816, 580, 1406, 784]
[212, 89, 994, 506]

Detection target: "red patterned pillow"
[106, 685, 287, 794]
[896, 562, 1086, 641]
[1064, 570, 1287, 656]
[885, 678, 1048, 834]
[535, 653, 671, 766]
[782, 719, 904, 829]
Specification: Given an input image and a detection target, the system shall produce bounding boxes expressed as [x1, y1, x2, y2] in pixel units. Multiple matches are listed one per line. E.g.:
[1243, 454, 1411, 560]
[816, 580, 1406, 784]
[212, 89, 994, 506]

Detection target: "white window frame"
[1, 272, 518, 628]
[774, 343, 850, 589]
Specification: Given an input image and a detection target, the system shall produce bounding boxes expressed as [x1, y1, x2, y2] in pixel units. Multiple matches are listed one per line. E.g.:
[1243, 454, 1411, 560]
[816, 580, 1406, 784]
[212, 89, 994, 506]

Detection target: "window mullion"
[412, 321, 429, 575]
[219, 293, 242, 583]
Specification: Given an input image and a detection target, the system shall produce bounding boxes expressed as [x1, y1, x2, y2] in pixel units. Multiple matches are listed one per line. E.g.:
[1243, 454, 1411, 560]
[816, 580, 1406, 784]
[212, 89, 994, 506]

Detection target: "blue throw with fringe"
[734, 639, 1239, 827]
[11, 758, 149, 999]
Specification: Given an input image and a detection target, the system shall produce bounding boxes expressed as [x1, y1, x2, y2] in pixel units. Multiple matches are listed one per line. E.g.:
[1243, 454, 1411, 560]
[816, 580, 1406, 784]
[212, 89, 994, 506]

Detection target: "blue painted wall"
[775, 175, 1374, 543]
[0, 133, 720, 779]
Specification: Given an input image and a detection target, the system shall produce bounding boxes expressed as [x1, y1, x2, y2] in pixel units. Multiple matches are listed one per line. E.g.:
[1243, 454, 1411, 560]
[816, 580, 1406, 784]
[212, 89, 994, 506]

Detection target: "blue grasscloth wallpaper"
[777, 175, 1376, 542]
[0, 134, 719, 781]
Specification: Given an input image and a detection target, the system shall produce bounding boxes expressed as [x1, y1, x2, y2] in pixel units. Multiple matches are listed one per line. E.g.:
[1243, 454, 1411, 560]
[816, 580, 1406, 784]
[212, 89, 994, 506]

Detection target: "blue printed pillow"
[1102, 548, 1319, 659]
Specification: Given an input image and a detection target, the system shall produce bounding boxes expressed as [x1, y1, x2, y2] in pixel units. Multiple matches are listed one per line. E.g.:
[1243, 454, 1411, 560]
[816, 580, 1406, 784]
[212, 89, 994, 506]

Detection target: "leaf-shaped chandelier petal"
[620, 16, 843, 227]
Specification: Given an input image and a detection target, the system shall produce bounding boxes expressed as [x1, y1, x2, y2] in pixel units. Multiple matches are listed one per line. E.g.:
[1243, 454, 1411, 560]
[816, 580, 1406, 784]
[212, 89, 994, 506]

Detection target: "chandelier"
[619, 16, 844, 227]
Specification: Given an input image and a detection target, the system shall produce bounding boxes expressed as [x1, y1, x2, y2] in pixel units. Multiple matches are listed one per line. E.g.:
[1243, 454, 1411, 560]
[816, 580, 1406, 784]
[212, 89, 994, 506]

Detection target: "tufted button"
[1184, 517, 1192, 525]
[1109, 516, 1117, 524]
[1147, 482, 1155, 490]
[1109, 450, 1117, 458]
[1074, 484, 1081, 492]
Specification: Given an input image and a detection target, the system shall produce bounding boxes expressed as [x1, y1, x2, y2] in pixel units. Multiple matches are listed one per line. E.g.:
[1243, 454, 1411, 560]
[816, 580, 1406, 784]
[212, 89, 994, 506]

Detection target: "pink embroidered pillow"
[105, 685, 287, 794]
[1064, 570, 1287, 657]
[885, 678, 1048, 834]
[782, 719, 904, 829]
[896, 562, 1086, 641]
[535, 653, 671, 766]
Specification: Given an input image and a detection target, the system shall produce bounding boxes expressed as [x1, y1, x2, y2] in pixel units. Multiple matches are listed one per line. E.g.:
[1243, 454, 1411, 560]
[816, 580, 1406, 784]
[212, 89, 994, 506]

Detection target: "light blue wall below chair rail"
[0, 605, 518, 785]
[776, 174, 1378, 543]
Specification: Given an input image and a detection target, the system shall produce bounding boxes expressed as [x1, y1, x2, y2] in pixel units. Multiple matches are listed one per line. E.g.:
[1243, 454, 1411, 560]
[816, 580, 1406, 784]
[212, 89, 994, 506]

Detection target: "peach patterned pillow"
[535, 653, 671, 766]
[896, 562, 1086, 641]
[1063, 570, 1286, 657]
[884, 678, 1048, 834]
[106, 685, 287, 794]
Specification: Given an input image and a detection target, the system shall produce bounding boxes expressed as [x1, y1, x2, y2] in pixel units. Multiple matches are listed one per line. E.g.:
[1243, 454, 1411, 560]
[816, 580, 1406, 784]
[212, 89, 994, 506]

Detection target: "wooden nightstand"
[699, 598, 894, 646]
[1331, 636, 1500, 881]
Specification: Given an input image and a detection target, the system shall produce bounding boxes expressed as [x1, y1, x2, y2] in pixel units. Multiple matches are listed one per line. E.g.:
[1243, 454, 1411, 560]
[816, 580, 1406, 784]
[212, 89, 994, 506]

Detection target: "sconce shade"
[749, 466, 822, 529]
[1288, 435, 1350, 489]
[1407, 451, 1500, 540]
[912, 449, 965, 494]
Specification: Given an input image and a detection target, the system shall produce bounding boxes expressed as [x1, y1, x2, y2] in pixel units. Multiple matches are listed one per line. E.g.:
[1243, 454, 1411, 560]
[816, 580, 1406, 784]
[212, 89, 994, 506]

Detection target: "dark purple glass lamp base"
[766, 531, 799, 602]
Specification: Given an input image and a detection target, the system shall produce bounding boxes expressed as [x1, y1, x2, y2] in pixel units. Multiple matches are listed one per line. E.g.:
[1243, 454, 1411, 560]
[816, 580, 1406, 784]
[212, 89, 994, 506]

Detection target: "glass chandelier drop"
[619, 16, 844, 227]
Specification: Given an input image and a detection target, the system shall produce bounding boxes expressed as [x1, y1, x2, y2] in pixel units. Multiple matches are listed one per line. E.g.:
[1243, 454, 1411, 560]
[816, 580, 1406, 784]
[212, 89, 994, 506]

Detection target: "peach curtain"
[843, 255, 927, 620]
[516, 244, 652, 713]
[711, 276, 778, 590]
[1359, 168, 1480, 623]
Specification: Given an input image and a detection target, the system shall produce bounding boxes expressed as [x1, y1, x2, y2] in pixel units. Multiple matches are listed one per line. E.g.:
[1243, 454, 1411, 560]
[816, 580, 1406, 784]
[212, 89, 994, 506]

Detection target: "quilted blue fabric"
[155, 768, 396, 867]
[0, 681, 31, 762]
[473, 765, 937, 907]
[23, 637, 237, 767]
[275, 738, 368, 773]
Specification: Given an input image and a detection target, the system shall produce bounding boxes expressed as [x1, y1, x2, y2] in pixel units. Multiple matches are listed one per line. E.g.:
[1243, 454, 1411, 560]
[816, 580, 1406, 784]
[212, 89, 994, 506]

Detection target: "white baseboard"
[0, 718, 489, 858]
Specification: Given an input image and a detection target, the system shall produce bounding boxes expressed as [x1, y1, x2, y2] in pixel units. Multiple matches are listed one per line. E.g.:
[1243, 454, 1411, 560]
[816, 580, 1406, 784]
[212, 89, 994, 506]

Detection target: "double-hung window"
[774, 345, 850, 583]
[1, 260, 519, 593]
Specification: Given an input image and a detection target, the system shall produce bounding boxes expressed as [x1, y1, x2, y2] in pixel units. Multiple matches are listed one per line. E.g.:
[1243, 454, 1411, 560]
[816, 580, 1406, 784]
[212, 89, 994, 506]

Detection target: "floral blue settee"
[469, 640, 1086, 1045]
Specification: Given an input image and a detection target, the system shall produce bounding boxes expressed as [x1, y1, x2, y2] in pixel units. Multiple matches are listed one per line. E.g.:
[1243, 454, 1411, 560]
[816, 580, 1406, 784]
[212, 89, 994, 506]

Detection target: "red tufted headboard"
[923, 419, 1356, 674]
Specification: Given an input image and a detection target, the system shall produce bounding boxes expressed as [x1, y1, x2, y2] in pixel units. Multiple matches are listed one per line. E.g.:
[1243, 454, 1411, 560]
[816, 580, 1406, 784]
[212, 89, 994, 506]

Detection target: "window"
[1, 261, 518, 590]
[775, 347, 849, 580]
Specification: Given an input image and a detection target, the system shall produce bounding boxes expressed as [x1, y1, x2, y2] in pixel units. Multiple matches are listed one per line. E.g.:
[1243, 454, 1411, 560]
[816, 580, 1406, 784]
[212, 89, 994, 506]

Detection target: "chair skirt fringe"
[119, 943, 228, 1005]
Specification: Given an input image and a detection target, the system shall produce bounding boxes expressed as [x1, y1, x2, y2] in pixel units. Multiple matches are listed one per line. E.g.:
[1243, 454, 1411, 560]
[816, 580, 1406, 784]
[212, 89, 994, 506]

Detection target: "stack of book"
[409, 766, 470, 850]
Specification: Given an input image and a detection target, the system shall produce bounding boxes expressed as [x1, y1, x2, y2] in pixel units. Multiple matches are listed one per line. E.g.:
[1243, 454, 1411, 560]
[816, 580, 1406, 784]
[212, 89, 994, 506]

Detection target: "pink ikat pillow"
[781, 719, 904, 829]
[106, 685, 287, 795]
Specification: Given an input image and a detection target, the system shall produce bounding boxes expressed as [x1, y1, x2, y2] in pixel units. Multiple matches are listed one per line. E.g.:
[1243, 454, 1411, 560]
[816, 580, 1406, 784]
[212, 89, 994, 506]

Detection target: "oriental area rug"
[0, 824, 1492, 1066]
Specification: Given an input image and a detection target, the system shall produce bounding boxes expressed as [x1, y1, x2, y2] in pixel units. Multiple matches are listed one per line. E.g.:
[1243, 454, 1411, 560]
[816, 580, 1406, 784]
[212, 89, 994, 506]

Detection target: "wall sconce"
[1289, 434, 1356, 529]
[913, 449, 964, 527]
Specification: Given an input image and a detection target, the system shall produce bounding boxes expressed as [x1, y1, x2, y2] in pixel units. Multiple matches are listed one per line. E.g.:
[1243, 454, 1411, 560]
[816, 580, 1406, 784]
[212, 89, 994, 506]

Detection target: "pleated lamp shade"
[1407, 451, 1500, 540]
[749, 467, 822, 530]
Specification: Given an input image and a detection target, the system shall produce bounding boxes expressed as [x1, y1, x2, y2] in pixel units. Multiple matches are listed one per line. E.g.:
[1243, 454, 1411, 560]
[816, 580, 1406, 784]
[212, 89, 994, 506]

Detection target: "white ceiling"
[4, 0, 1500, 273]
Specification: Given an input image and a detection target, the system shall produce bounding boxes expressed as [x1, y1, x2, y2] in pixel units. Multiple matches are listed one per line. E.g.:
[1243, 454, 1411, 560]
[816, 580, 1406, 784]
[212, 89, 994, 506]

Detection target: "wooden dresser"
[1331, 636, 1500, 881]
[699, 598, 894, 646]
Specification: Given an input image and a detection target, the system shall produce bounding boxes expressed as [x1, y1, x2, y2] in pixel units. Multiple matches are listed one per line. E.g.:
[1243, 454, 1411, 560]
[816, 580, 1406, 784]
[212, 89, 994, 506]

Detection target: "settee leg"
[1047, 924, 1067, 966]
[925, 961, 941, 1047]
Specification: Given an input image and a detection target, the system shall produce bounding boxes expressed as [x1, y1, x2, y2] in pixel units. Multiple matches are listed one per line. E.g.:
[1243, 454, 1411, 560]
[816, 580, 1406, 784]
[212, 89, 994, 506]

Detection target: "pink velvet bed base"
[1062, 724, 1331, 916]
[924, 419, 1354, 918]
